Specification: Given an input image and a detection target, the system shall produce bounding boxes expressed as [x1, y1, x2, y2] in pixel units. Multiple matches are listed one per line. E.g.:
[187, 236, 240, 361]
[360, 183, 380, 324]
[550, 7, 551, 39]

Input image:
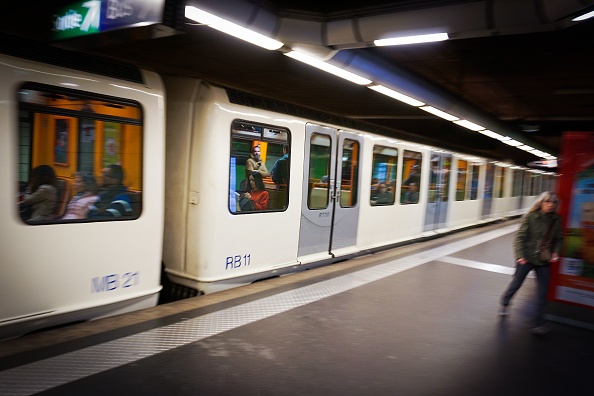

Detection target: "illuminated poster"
[552, 132, 594, 308]
[103, 122, 121, 167]
[54, 119, 69, 165]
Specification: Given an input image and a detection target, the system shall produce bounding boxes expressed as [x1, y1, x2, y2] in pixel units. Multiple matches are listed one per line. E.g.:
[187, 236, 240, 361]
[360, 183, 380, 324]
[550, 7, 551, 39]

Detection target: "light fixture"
[572, 10, 594, 21]
[374, 33, 449, 46]
[185, 6, 284, 50]
[368, 85, 425, 106]
[284, 51, 372, 85]
[419, 106, 458, 121]
[518, 145, 535, 151]
[478, 129, 505, 140]
[501, 139, 524, 147]
[453, 119, 485, 131]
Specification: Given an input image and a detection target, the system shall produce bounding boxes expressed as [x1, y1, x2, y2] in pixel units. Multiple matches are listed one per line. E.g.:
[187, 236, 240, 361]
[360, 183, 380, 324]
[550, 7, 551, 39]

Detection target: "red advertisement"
[552, 132, 594, 309]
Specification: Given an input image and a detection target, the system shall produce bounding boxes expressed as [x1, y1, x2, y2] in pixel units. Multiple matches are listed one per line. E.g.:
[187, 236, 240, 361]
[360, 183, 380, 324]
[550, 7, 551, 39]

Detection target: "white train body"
[0, 42, 165, 339]
[161, 76, 554, 293]
[0, 39, 554, 339]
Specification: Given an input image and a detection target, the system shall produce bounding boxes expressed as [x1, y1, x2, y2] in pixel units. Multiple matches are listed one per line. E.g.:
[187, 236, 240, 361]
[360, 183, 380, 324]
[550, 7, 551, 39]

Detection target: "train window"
[340, 139, 359, 208]
[401, 150, 421, 204]
[523, 171, 532, 196]
[512, 169, 524, 197]
[370, 145, 397, 206]
[494, 166, 505, 198]
[530, 173, 542, 195]
[429, 156, 452, 203]
[469, 165, 480, 200]
[229, 120, 290, 213]
[307, 133, 331, 210]
[17, 83, 143, 224]
[456, 159, 468, 201]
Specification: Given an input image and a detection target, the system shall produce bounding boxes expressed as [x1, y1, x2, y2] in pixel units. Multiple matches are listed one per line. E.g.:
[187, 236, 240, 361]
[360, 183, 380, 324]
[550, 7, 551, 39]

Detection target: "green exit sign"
[53, 1, 101, 40]
[52, 0, 166, 41]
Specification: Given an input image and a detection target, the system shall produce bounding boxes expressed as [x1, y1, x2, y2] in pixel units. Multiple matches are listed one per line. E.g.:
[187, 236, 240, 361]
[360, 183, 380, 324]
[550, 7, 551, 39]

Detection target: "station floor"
[1, 219, 593, 396]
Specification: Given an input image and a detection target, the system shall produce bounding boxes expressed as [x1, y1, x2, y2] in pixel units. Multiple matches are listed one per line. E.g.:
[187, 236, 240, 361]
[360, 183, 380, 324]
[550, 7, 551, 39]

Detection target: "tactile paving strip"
[0, 225, 516, 395]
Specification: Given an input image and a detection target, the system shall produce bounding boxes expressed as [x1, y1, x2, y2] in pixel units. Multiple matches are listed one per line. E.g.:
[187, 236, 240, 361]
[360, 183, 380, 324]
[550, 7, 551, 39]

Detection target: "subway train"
[0, 34, 556, 339]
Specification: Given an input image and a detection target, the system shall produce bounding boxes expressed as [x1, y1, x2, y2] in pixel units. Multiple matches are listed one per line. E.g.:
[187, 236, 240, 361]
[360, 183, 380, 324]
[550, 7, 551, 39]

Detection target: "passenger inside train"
[371, 182, 394, 205]
[17, 83, 144, 224]
[19, 164, 58, 221]
[88, 165, 132, 218]
[270, 144, 289, 185]
[229, 121, 290, 212]
[241, 172, 269, 211]
[62, 171, 99, 219]
[402, 182, 419, 204]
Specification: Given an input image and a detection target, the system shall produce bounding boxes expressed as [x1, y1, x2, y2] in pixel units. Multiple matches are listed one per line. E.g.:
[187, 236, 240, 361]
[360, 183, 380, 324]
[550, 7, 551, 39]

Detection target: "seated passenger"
[371, 177, 379, 190]
[370, 182, 394, 205]
[62, 171, 99, 219]
[19, 164, 57, 221]
[403, 182, 419, 204]
[240, 172, 269, 211]
[88, 164, 132, 218]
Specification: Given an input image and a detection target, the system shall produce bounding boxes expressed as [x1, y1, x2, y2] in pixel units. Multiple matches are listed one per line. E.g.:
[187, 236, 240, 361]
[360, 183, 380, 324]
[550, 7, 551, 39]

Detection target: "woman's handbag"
[538, 244, 552, 262]
[537, 219, 557, 262]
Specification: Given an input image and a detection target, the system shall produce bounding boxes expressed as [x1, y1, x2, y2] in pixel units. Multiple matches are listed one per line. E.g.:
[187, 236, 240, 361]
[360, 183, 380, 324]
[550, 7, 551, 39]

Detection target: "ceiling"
[2, 0, 594, 170]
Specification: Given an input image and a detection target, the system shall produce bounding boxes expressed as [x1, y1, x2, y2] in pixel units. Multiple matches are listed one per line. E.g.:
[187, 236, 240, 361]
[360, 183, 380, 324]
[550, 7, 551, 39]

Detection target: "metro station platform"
[1, 220, 593, 396]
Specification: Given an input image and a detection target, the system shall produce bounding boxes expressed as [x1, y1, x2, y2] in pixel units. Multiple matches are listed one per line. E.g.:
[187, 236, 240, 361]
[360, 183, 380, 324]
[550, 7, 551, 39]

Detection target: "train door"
[333, 130, 362, 254]
[482, 163, 495, 218]
[297, 124, 361, 263]
[424, 152, 451, 231]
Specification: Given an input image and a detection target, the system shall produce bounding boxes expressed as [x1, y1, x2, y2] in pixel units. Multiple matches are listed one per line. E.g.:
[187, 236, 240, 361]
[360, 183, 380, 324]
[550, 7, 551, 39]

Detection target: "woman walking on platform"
[499, 191, 563, 335]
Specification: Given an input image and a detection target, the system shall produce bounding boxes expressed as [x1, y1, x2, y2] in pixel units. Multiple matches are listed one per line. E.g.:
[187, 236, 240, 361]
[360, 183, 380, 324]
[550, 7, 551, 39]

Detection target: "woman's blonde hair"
[527, 191, 560, 214]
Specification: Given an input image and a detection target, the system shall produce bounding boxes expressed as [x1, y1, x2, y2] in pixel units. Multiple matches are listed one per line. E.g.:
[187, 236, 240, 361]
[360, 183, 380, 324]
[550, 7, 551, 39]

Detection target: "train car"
[160, 76, 556, 295]
[0, 35, 165, 340]
[1, 35, 557, 339]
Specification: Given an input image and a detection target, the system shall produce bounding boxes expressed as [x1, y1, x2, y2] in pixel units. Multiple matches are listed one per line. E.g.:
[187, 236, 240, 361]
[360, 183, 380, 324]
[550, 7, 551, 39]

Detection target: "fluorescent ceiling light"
[374, 33, 449, 46]
[518, 145, 535, 151]
[185, 6, 283, 50]
[572, 10, 594, 21]
[453, 119, 485, 131]
[501, 138, 523, 147]
[419, 106, 458, 121]
[368, 85, 425, 106]
[285, 51, 372, 85]
[478, 129, 505, 140]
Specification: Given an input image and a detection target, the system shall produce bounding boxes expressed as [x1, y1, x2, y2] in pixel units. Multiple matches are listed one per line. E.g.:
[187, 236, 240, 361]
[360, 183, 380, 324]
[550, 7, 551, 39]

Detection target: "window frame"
[370, 145, 398, 207]
[17, 82, 144, 225]
[229, 119, 291, 214]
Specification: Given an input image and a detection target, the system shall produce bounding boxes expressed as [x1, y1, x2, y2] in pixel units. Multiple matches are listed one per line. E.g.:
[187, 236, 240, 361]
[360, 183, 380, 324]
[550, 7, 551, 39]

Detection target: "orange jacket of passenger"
[250, 189, 269, 210]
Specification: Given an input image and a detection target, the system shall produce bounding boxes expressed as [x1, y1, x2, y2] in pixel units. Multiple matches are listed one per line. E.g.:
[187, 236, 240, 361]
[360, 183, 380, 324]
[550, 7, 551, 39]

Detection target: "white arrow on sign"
[81, 0, 101, 32]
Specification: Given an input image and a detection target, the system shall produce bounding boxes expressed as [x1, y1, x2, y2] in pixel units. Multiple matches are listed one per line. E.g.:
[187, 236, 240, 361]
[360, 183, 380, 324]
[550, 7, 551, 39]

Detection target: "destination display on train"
[52, 0, 165, 40]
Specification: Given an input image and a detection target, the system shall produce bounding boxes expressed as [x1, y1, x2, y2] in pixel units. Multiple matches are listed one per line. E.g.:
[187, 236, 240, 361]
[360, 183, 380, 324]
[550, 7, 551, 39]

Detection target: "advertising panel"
[552, 132, 594, 309]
